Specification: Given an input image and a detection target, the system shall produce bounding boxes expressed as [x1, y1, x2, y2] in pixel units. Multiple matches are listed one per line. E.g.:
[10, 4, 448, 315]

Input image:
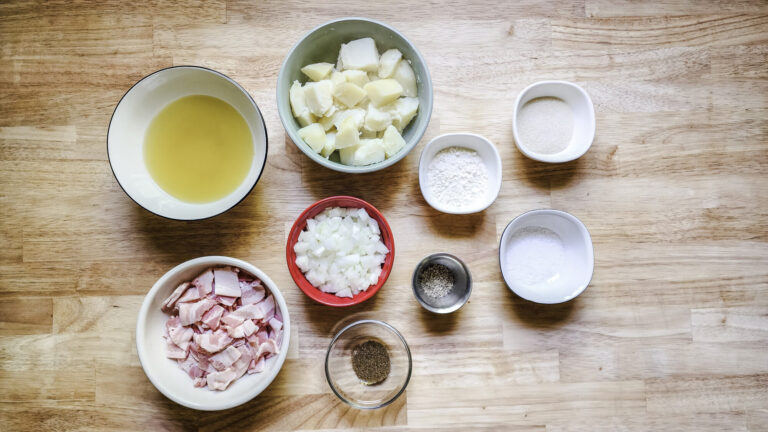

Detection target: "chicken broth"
[144, 95, 253, 203]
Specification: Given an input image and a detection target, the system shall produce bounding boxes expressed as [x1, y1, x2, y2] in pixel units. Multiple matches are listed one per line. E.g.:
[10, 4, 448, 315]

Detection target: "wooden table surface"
[2, 1, 768, 431]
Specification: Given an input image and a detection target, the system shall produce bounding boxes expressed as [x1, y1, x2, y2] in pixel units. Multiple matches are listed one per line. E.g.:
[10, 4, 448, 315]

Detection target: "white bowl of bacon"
[136, 256, 290, 411]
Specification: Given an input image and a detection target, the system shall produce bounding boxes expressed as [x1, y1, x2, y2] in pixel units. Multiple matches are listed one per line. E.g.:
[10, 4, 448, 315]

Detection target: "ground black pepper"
[351, 340, 390, 385]
[418, 263, 454, 299]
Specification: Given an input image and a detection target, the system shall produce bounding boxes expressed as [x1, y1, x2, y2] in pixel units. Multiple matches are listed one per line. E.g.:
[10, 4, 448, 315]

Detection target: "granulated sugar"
[427, 146, 488, 209]
[517, 97, 574, 154]
[505, 226, 565, 286]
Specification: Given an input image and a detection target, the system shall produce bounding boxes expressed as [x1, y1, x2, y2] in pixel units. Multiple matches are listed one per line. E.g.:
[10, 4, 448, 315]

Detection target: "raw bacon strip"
[240, 281, 266, 305]
[194, 330, 233, 354]
[178, 299, 217, 326]
[215, 295, 237, 307]
[176, 284, 203, 304]
[201, 305, 225, 330]
[209, 346, 241, 371]
[213, 267, 241, 298]
[165, 338, 188, 359]
[252, 339, 279, 359]
[162, 282, 191, 313]
[248, 356, 266, 374]
[206, 368, 237, 391]
[168, 324, 194, 350]
[193, 269, 214, 297]
[226, 319, 257, 339]
[268, 317, 283, 332]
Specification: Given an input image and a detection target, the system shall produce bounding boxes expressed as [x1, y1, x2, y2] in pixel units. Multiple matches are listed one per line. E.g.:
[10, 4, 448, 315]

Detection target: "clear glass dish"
[325, 319, 411, 409]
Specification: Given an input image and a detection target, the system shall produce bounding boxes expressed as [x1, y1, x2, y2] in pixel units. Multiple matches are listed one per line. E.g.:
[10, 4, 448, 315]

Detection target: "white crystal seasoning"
[426, 146, 489, 209]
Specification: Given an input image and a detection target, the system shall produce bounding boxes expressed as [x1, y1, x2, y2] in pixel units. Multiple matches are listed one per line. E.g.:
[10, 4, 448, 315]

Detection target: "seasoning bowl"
[412, 253, 472, 314]
[135, 256, 291, 410]
[325, 319, 411, 409]
[499, 209, 594, 304]
[108, 66, 268, 220]
[277, 17, 433, 174]
[512, 80, 595, 163]
[418, 133, 502, 214]
[286, 196, 395, 307]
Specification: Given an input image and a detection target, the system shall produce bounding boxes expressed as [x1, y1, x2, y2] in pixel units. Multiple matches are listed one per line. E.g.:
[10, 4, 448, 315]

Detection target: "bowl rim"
[135, 255, 291, 411]
[107, 65, 269, 221]
[276, 16, 433, 174]
[324, 319, 412, 410]
[411, 252, 473, 314]
[285, 195, 395, 307]
[511, 80, 595, 164]
[498, 208, 594, 304]
[418, 132, 503, 214]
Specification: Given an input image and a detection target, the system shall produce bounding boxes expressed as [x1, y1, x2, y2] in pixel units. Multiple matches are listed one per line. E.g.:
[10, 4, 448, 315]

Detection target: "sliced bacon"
[213, 267, 241, 298]
[201, 305, 225, 330]
[193, 268, 214, 297]
[178, 298, 217, 326]
[161, 282, 191, 313]
[268, 317, 283, 332]
[226, 319, 257, 339]
[240, 281, 266, 305]
[165, 338, 188, 359]
[209, 345, 242, 371]
[215, 295, 237, 307]
[194, 329, 233, 354]
[248, 356, 266, 374]
[206, 368, 237, 391]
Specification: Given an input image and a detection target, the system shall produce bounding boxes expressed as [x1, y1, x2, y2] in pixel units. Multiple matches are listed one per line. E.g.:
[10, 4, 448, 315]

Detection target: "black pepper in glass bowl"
[412, 253, 472, 313]
[325, 320, 411, 409]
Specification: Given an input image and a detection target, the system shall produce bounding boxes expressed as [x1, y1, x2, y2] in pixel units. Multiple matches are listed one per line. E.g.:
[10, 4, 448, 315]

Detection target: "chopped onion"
[294, 207, 389, 298]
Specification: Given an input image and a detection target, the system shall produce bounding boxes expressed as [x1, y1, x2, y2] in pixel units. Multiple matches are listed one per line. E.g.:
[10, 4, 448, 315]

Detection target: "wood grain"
[1, 0, 767, 431]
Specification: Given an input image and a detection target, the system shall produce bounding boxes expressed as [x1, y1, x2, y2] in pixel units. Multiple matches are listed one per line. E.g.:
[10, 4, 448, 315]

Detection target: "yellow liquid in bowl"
[144, 95, 254, 203]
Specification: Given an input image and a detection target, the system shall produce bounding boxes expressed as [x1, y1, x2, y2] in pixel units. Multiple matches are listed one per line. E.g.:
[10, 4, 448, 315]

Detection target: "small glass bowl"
[325, 320, 412, 409]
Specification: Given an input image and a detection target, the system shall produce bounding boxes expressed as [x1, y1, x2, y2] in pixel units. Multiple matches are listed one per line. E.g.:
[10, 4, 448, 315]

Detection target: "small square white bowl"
[418, 133, 502, 214]
[512, 80, 595, 163]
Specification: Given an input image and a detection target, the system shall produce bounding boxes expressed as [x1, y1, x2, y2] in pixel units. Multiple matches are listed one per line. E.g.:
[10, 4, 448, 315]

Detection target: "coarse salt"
[505, 226, 565, 287]
[517, 97, 574, 154]
[426, 146, 488, 209]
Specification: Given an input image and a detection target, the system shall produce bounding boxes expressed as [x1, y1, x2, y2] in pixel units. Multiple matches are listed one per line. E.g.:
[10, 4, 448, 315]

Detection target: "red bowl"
[286, 196, 395, 307]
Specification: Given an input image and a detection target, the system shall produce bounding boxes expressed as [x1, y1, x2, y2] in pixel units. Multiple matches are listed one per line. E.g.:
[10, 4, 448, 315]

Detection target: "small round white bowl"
[499, 209, 594, 304]
[108, 66, 268, 220]
[512, 80, 595, 163]
[418, 133, 502, 214]
[136, 256, 291, 411]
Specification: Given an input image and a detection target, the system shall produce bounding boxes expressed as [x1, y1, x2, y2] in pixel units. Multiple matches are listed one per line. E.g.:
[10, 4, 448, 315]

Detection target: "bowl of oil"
[108, 66, 268, 220]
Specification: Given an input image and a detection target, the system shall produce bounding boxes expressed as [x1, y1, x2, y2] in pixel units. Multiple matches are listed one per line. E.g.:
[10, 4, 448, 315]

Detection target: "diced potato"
[290, 80, 309, 117]
[342, 70, 369, 87]
[367, 72, 380, 82]
[318, 113, 335, 131]
[338, 37, 379, 72]
[298, 123, 326, 153]
[301, 62, 334, 81]
[363, 104, 392, 132]
[332, 108, 365, 131]
[392, 60, 417, 97]
[296, 111, 315, 127]
[334, 117, 360, 149]
[321, 131, 336, 158]
[330, 71, 345, 87]
[354, 139, 386, 165]
[333, 82, 366, 108]
[381, 125, 406, 158]
[378, 49, 402, 78]
[304, 80, 334, 116]
[389, 97, 419, 131]
[364, 79, 403, 106]
[339, 145, 358, 165]
[360, 128, 378, 139]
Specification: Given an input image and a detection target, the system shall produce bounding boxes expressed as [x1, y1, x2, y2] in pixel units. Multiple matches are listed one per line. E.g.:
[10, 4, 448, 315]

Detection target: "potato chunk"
[335, 117, 360, 149]
[341, 70, 369, 87]
[378, 49, 402, 78]
[321, 131, 336, 158]
[392, 60, 417, 97]
[364, 79, 403, 107]
[338, 37, 379, 72]
[304, 80, 334, 116]
[298, 123, 326, 153]
[364, 104, 392, 132]
[381, 125, 407, 158]
[301, 62, 334, 82]
[389, 97, 419, 131]
[353, 139, 386, 165]
[333, 82, 366, 108]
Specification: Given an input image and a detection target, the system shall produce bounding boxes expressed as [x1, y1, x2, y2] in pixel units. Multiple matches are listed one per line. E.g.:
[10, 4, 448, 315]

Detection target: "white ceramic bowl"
[136, 256, 291, 411]
[418, 133, 502, 214]
[499, 209, 594, 304]
[512, 80, 595, 163]
[108, 66, 268, 220]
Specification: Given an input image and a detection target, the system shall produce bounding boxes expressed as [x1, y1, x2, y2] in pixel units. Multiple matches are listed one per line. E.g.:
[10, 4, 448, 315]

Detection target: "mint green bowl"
[277, 18, 433, 174]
